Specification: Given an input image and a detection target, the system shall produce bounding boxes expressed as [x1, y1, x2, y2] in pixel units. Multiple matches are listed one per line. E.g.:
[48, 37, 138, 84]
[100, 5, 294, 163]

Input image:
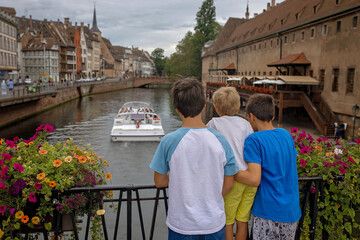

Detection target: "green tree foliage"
[151, 48, 165, 76]
[166, 0, 222, 79]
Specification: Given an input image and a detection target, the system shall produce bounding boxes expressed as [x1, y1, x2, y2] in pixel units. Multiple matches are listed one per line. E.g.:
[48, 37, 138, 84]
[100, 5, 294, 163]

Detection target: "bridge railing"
[13, 176, 331, 240]
[0, 85, 57, 100]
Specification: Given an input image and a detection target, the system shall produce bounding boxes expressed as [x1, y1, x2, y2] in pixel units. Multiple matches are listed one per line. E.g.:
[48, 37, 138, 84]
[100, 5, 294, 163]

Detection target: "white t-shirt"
[207, 116, 253, 171]
[150, 127, 238, 235]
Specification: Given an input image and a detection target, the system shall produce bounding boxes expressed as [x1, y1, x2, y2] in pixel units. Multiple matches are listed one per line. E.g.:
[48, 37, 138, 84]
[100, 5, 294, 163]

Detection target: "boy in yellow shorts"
[207, 87, 257, 240]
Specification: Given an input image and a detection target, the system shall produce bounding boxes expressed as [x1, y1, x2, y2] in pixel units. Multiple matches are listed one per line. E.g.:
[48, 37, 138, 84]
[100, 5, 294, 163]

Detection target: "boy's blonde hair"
[213, 87, 240, 115]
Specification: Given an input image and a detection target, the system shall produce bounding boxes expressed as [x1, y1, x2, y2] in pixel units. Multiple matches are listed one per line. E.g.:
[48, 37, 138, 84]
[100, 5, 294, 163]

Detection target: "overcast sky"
[2, 0, 284, 56]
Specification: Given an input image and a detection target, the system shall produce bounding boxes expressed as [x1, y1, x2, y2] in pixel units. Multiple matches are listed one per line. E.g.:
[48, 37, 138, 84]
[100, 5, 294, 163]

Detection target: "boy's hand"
[235, 162, 261, 187]
[154, 172, 169, 188]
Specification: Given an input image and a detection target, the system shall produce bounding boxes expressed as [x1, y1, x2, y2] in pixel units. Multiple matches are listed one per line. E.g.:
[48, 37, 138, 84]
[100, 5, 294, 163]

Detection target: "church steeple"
[91, 3, 101, 32]
[245, 0, 249, 20]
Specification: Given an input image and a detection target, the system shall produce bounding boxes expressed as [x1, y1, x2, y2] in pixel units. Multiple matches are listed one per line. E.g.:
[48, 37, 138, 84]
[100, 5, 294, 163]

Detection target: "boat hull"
[111, 134, 164, 142]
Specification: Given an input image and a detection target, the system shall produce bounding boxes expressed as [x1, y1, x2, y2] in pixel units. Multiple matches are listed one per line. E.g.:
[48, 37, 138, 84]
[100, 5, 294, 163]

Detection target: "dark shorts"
[168, 225, 225, 240]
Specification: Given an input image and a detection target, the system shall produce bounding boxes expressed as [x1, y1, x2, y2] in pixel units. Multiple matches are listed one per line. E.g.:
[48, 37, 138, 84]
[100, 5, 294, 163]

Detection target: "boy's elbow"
[154, 181, 168, 188]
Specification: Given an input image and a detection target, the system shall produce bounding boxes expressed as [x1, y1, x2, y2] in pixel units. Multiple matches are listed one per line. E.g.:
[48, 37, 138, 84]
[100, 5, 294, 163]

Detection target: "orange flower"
[28, 141, 34, 145]
[49, 181, 56, 188]
[53, 159, 62, 167]
[15, 211, 24, 219]
[21, 215, 29, 223]
[0, 140, 3, 144]
[74, 154, 80, 159]
[106, 173, 112, 180]
[37, 173, 46, 180]
[39, 149, 48, 154]
[316, 146, 322, 151]
[78, 156, 87, 163]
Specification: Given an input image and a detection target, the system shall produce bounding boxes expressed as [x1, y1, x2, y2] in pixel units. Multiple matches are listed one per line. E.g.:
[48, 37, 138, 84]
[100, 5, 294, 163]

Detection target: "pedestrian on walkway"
[7, 79, 14, 95]
[1, 80, 7, 95]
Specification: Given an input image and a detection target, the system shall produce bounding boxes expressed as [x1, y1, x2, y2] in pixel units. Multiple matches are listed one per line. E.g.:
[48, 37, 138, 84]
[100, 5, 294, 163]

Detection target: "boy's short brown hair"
[171, 78, 205, 118]
[246, 94, 275, 121]
[213, 87, 240, 115]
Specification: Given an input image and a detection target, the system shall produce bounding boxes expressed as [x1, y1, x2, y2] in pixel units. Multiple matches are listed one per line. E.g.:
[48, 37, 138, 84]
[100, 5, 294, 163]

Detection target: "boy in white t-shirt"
[150, 78, 239, 240]
[207, 87, 257, 240]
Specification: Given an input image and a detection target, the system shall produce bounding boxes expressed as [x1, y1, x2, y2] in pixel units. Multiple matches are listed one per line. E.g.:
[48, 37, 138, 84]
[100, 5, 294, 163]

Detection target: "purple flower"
[28, 193, 37, 203]
[300, 159, 306, 168]
[335, 140, 341, 145]
[0, 206, 7, 213]
[310, 186, 316, 194]
[35, 182, 42, 190]
[9, 179, 26, 196]
[349, 142, 356, 145]
[56, 205, 64, 211]
[291, 127, 298, 134]
[322, 137, 329, 142]
[9, 208, 15, 215]
[13, 163, 24, 172]
[43, 124, 55, 133]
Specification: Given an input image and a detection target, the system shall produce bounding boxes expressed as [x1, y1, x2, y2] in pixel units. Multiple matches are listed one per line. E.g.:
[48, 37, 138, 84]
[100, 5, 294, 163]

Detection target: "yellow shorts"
[224, 181, 257, 225]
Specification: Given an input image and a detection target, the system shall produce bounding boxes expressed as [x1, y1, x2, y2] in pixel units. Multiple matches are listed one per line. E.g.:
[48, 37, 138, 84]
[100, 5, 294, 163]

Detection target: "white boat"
[111, 101, 165, 141]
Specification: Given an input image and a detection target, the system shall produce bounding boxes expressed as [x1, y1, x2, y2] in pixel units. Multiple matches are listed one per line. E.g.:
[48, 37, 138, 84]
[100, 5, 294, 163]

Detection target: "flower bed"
[292, 128, 360, 239]
[0, 125, 112, 239]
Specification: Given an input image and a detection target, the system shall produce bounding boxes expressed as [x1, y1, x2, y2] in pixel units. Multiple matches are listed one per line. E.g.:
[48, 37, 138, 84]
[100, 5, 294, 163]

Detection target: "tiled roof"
[23, 37, 58, 51]
[219, 63, 236, 70]
[0, 7, 16, 16]
[215, 0, 360, 54]
[267, 52, 311, 66]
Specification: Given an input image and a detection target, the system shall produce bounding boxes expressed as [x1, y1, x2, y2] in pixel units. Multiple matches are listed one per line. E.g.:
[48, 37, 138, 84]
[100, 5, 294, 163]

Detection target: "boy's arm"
[154, 172, 169, 188]
[235, 162, 261, 187]
[222, 175, 234, 196]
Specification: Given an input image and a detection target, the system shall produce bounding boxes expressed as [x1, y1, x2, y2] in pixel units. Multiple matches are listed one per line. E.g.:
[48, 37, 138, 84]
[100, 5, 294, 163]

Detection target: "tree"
[151, 48, 165, 76]
[195, 0, 218, 42]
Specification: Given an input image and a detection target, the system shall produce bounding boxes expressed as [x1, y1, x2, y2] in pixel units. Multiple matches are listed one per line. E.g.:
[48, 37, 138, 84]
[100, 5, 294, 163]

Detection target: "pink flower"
[300, 159, 307, 168]
[44, 124, 55, 133]
[13, 136, 19, 142]
[324, 161, 329, 167]
[5, 140, 16, 148]
[13, 163, 24, 172]
[307, 133, 314, 142]
[36, 124, 44, 132]
[347, 156, 355, 163]
[0, 159, 3, 166]
[28, 193, 37, 203]
[9, 208, 15, 215]
[356, 138, 360, 144]
[316, 138, 323, 143]
[1, 166, 9, 178]
[291, 127, 298, 134]
[2, 153, 12, 160]
[335, 140, 341, 145]
[29, 133, 38, 142]
[0, 206, 7, 213]
[34, 182, 42, 190]
[0, 181, 6, 190]
[310, 186, 316, 194]
[339, 166, 346, 175]
[300, 146, 311, 155]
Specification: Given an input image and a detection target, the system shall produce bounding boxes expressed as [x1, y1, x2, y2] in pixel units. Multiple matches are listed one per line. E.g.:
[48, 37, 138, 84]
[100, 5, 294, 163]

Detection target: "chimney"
[64, 17, 70, 27]
[40, 32, 43, 41]
[267, 2, 270, 10]
[271, 0, 276, 7]
[80, 22, 84, 29]
[44, 18, 47, 23]
[87, 24, 90, 28]
[57, 19, 60, 23]
[254, 13, 258, 17]
[75, 22, 77, 27]
[29, 15, 33, 28]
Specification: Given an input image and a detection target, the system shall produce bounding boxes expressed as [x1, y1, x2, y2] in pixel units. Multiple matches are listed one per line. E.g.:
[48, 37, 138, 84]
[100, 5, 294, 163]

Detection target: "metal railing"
[13, 176, 334, 240]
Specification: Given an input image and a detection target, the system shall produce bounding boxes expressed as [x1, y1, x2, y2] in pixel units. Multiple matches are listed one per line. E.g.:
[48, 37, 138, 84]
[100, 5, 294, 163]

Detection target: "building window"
[313, 6, 317, 13]
[353, 16, 358, 28]
[269, 71, 272, 76]
[295, 13, 299, 21]
[322, 24, 328, 35]
[310, 28, 315, 38]
[332, 68, 339, 92]
[254, 45, 256, 50]
[292, 33, 296, 43]
[258, 71, 261, 76]
[335, 0, 340, 5]
[319, 69, 325, 91]
[284, 36, 288, 44]
[263, 71, 266, 76]
[277, 38, 280, 46]
[309, 70, 314, 77]
[264, 42, 267, 48]
[301, 31, 305, 40]
[259, 43, 261, 50]
[346, 68, 355, 94]
[336, 21, 341, 32]
[270, 40, 273, 47]
[253, 71, 256, 75]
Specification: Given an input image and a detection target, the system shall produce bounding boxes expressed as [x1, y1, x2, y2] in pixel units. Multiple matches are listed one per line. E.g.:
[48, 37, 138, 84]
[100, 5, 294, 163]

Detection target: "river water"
[0, 87, 320, 239]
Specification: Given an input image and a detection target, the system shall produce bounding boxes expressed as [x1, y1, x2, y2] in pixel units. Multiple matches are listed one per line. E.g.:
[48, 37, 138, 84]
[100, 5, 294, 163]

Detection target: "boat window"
[131, 114, 145, 120]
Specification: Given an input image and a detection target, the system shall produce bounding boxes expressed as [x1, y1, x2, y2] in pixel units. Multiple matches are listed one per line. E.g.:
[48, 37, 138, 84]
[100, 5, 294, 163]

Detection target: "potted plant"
[291, 128, 360, 239]
[0, 125, 112, 239]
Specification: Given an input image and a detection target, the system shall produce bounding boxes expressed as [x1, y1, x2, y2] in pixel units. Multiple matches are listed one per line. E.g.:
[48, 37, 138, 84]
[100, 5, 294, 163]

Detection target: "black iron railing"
[17, 177, 328, 240]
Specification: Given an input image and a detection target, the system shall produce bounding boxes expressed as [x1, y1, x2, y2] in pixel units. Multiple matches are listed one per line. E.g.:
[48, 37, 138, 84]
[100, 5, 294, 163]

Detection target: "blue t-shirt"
[244, 128, 301, 223]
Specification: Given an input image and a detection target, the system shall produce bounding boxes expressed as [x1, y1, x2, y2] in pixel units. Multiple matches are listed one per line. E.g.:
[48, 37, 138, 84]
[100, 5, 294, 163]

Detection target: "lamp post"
[102, 57, 105, 77]
[352, 104, 359, 140]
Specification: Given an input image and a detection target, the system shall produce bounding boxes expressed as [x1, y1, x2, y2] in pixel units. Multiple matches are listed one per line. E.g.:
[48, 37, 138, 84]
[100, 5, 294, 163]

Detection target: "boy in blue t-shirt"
[235, 94, 301, 239]
[150, 78, 238, 240]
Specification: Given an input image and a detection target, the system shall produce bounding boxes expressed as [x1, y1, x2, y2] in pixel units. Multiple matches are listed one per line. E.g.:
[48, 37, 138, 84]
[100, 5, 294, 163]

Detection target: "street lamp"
[352, 104, 359, 140]
[102, 57, 105, 77]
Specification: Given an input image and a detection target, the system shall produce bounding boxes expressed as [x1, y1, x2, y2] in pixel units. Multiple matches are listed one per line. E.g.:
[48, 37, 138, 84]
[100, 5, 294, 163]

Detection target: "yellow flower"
[31, 216, 40, 225]
[53, 159, 62, 167]
[15, 211, 24, 219]
[96, 209, 105, 215]
[0, 228, 4, 238]
[28, 141, 34, 145]
[106, 173, 112, 180]
[64, 156, 72, 163]
[104, 160, 109, 167]
[37, 173, 45, 180]
[337, 204, 341, 208]
[329, 179, 333, 183]
[43, 178, 50, 183]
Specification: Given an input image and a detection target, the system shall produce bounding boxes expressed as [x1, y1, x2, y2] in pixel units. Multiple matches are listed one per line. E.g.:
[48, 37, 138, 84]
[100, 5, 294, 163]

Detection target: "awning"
[267, 53, 311, 67]
[253, 79, 285, 85]
[277, 76, 319, 85]
[219, 63, 235, 70]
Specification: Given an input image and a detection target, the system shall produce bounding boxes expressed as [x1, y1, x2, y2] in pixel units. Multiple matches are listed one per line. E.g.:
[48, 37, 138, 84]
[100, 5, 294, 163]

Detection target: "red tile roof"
[219, 63, 236, 70]
[268, 52, 311, 66]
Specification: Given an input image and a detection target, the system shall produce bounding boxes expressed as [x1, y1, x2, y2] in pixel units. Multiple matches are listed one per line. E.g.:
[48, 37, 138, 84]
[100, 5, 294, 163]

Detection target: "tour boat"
[111, 101, 165, 141]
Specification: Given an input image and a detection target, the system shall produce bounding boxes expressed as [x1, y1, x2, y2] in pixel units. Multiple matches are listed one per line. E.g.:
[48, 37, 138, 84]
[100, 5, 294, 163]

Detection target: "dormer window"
[336, 0, 340, 5]
[313, 6, 317, 13]
[295, 13, 299, 20]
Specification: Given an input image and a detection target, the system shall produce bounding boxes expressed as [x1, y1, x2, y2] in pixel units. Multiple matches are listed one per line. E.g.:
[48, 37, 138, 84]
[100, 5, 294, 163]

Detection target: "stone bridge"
[133, 76, 171, 87]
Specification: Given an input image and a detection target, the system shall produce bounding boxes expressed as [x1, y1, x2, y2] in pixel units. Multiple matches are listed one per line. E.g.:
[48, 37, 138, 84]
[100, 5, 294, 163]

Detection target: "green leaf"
[344, 222, 352, 234]
[2, 220, 8, 227]
[14, 222, 20, 230]
[45, 222, 52, 231]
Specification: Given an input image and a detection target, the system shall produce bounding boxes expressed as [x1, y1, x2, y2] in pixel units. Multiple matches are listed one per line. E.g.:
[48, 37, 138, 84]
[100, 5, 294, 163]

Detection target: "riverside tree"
[151, 48, 165, 76]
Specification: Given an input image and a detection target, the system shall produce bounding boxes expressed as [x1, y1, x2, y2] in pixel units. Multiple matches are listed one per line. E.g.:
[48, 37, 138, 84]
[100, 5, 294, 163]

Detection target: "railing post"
[127, 187, 132, 240]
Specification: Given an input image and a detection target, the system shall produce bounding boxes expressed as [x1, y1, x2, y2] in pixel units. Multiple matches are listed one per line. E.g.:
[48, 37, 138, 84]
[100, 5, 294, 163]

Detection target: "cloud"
[1, 0, 283, 56]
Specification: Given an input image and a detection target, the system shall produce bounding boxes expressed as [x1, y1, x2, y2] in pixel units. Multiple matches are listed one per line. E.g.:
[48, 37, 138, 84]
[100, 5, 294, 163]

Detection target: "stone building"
[0, 7, 17, 80]
[202, 0, 360, 135]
